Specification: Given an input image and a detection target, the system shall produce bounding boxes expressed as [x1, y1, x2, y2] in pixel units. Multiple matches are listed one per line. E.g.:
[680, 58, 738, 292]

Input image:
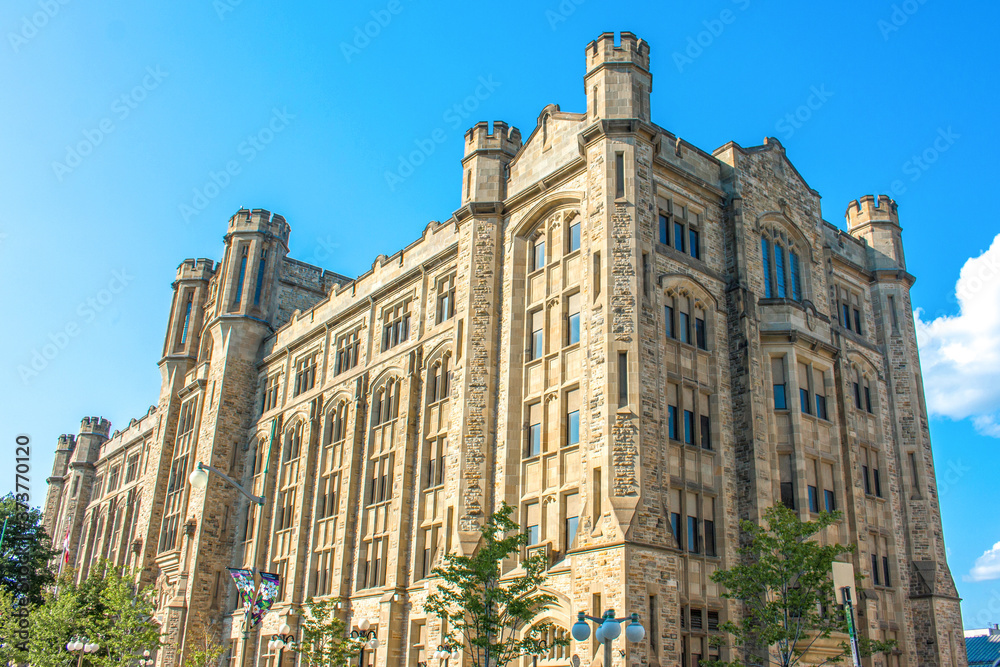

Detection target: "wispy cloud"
[967, 541, 1000, 582]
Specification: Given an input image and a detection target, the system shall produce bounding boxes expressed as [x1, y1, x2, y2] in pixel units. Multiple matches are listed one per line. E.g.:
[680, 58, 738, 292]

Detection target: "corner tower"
[212, 208, 290, 323]
[584, 31, 652, 122]
[461, 121, 521, 204]
[846, 194, 905, 271]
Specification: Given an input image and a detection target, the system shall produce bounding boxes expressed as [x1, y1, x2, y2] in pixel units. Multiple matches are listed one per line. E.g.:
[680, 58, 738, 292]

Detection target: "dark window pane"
[780, 482, 795, 510]
[668, 406, 678, 440]
[679, 312, 690, 344]
[774, 245, 786, 298]
[882, 556, 891, 587]
[774, 384, 787, 410]
[872, 554, 881, 586]
[853, 382, 862, 409]
[865, 386, 873, 413]
[761, 239, 772, 298]
[671, 513, 682, 549]
[824, 489, 836, 512]
[815, 394, 827, 420]
[789, 252, 801, 301]
[659, 214, 669, 245]
[695, 317, 706, 350]
[862, 465, 871, 495]
[842, 304, 852, 328]
[683, 410, 694, 445]
[687, 516, 699, 554]
[700, 414, 711, 450]
[689, 229, 700, 259]
[808, 486, 819, 513]
[873, 469, 882, 497]
[704, 520, 716, 557]
[853, 308, 862, 335]
[800, 388, 811, 415]
[674, 222, 685, 253]
[665, 306, 674, 339]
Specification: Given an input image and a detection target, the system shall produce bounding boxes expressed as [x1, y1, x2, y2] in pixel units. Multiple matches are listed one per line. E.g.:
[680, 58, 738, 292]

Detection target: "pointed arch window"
[761, 230, 804, 303]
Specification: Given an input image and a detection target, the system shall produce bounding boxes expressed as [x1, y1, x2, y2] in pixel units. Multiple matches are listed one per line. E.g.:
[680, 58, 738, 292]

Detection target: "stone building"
[43, 31, 966, 667]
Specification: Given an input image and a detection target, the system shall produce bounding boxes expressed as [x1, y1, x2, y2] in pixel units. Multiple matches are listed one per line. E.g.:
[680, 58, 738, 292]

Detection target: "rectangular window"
[842, 303, 852, 329]
[824, 489, 836, 512]
[882, 555, 891, 587]
[687, 515, 700, 554]
[668, 405, 678, 441]
[679, 311, 690, 345]
[568, 220, 581, 253]
[808, 485, 819, 513]
[872, 553, 881, 586]
[615, 152, 625, 198]
[382, 301, 411, 351]
[888, 294, 899, 330]
[774, 245, 786, 298]
[772, 357, 787, 410]
[674, 221, 686, 253]
[566, 390, 580, 447]
[531, 238, 546, 271]
[530, 310, 544, 360]
[568, 293, 581, 345]
[294, 353, 318, 396]
[253, 251, 267, 307]
[761, 239, 772, 298]
[799, 362, 811, 415]
[437, 274, 456, 323]
[853, 308, 863, 335]
[909, 452, 921, 495]
[665, 305, 674, 339]
[700, 414, 711, 451]
[232, 249, 248, 308]
[779, 454, 795, 510]
[695, 316, 706, 350]
[526, 502, 540, 546]
[689, 228, 700, 259]
[800, 388, 811, 415]
[815, 394, 828, 420]
[618, 352, 629, 407]
[178, 296, 193, 346]
[527, 403, 542, 457]
[683, 410, 694, 445]
[335, 329, 361, 375]
[704, 519, 716, 557]
[873, 468, 882, 498]
[565, 492, 580, 548]
[862, 463, 871, 496]
[789, 251, 801, 301]
[659, 213, 670, 246]
[593, 468, 602, 520]
[124, 452, 140, 484]
[853, 381, 862, 409]
[813, 368, 827, 420]
[864, 384, 873, 413]
[671, 511, 682, 549]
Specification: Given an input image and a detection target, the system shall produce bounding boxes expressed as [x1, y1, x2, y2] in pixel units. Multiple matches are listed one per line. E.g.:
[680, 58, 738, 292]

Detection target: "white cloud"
[966, 541, 1000, 582]
[915, 233, 1000, 437]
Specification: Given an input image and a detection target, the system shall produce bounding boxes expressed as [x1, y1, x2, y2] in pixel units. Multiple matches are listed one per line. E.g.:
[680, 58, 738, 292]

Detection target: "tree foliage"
[27, 561, 160, 667]
[289, 597, 361, 667]
[424, 502, 568, 667]
[0, 494, 58, 606]
[0, 588, 31, 665]
[704, 505, 895, 667]
[183, 612, 226, 667]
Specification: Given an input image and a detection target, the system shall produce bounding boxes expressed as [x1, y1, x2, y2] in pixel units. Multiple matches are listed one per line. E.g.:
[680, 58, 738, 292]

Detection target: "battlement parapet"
[57, 434, 76, 450]
[175, 258, 216, 282]
[464, 121, 522, 158]
[586, 31, 649, 74]
[227, 208, 291, 242]
[846, 194, 899, 229]
[80, 416, 111, 437]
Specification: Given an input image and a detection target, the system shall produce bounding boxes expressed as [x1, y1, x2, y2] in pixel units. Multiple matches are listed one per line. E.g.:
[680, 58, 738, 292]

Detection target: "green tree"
[289, 598, 361, 667]
[424, 502, 568, 667]
[0, 588, 30, 665]
[0, 494, 58, 606]
[704, 505, 895, 667]
[28, 561, 160, 667]
[182, 612, 226, 667]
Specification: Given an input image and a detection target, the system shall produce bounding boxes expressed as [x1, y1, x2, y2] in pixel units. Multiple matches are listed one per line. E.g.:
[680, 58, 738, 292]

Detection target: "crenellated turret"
[584, 31, 652, 122]
[162, 258, 215, 361]
[461, 121, 522, 203]
[846, 194, 905, 271]
[214, 208, 289, 324]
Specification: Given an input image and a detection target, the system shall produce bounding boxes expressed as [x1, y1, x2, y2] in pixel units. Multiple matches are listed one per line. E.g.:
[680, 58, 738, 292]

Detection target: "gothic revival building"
[44, 32, 966, 667]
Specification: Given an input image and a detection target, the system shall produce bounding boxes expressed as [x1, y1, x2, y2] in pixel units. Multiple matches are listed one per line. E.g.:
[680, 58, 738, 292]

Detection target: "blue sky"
[2, 0, 997, 628]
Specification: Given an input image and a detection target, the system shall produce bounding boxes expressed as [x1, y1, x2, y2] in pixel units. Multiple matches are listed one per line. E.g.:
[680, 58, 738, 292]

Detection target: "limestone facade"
[43, 31, 966, 667]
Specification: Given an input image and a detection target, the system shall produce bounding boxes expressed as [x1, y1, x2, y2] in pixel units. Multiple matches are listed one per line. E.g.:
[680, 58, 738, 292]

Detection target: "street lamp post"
[432, 644, 453, 667]
[571, 609, 645, 666]
[66, 637, 100, 667]
[267, 622, 296, 667]
[349, 619, 379, 667]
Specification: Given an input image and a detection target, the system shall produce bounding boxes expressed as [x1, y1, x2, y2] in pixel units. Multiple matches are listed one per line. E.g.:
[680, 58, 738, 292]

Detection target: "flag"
[227, 567, 256, 618]
[249, 571, 280, 628]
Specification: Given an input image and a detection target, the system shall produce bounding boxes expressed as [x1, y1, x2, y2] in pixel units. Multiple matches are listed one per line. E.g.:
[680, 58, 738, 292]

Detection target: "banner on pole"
[227, 567, 256, 617]
[249, 571, 281, 628]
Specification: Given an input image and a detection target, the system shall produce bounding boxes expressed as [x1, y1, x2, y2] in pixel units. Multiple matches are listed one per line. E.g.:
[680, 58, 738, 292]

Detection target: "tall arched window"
[360, 377, 401, 589]
[272, 420, 304, 599]
[312, 401, 349, 597]
[761, 228, 804, 301]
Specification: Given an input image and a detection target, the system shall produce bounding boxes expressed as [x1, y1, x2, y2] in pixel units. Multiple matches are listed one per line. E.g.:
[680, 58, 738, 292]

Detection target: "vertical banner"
[227, 567, 256, 618]
[842, 589, 863, 667]
[249, 571, 281, 628]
